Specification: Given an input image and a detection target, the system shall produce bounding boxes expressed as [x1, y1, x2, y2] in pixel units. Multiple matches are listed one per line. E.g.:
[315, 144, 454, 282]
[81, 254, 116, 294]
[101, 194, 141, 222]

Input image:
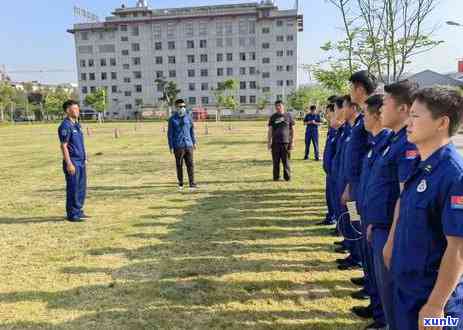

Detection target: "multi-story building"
[68, 0, 303, 118]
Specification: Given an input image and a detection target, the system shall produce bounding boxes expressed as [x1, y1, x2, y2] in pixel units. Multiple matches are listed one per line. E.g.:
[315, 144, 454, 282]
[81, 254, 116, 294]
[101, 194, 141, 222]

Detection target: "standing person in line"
[168, 99, 198, 191]
[267, 100, 295, 182]
[303, 105, 322, 161]
[58, 100, 89, 222]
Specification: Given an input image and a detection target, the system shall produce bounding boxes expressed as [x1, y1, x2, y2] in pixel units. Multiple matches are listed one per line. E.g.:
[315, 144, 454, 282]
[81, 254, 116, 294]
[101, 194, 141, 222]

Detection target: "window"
[82, 86, 88, 94]
[110, 58, 116, 66]
[240, 96, 247, 104]
[249, 81, 257, 89]
[124, 77, 131, 83]
[123, 64, 130, 70]
[201, 83, 209, 91]
[111, 72, 117, 80]
[240, 67, 246, 75]
[135, 85, 142, 93]
[90, 86, 96, 93]
[262, 27, 270, 34]
[112, 86, 118, 93]
[133, 57, 141, 65]
[122, 50, 129, 56]
[277, 65, 284, 72]
[89, 73, 95, 81]
[156, 71, 164, 78]
[262, 87, 271, 92]
[153, 24, 162, 39]
[131, 25, 139, 36]
[81, 73, 87, 81]
[217, 68, 224, 76]
[81, 31, 89, 40]
[277, 20, 284, 27]
[200, 54, 208, 63]
[277, 80, 284, 86]
[249, 20, 256, 34]
[189, 83, 195, 91]
[124, 91, 132, 97]
[167, 22, 175, 38]
[168, 41, 176, 50]
[80, 60, 86, 67]
[125, 104, 133, 110]
[263, 72, 270, 78]
[249, 95, 256, 104]
[78, 46, 93, 54]
[287, 80, 294, 86]
[225, 22, 233, 35]
[226, 38, 233, 47]
[287, 50, 294, 56]
[187, 40, 195, 49]
[99, 44, 116, 53]
[155, 56, 163, 64]
[168, 56, 176, 64]
[200, 40, 207, 48]
[287, 65, 293, 72]
[131, 43, 140, 52]
[120, 25, 128, 32]
[187, 55, 195, 63]
[155, 42, 162, 50]
[249, 52, 256, 60]
[156, 84, 163, 92]
[276, 95, 283, 101]
[201, 97, 209, 105]
[201, 69, 208, 77]
[133, 71, 142, 79]
[188, 69, 195, 77]
[240, 81, 246, 90]
[216, 38, 223, 48]
[287, 35, 294, 41]
[276, 36, 284, 42]
[227, 68, 233, 76]
[226, 53, 233, 61]
[88, 59, 94, 67]
[239, 20, 248, 34]
[249, 37, 256, 47]
[263, 58, 270, 64]
[99, 58, 106, 67]
[240, 52, 246, 61]
[184, 22, 194, 37]
[188, 97, 196, 105]
[217, 53, 223, 62]
[135, 98, 143, 106]
[249, 67, 256, 75]
[277, 50, 284, 57]
[169, 70, 176, 78]
[216, 22, 224, 36]
[262, 43, 270, 49]
[239, 37, 246, 47]
[199, 22, 208, 36]
[121, 36, 128, 42]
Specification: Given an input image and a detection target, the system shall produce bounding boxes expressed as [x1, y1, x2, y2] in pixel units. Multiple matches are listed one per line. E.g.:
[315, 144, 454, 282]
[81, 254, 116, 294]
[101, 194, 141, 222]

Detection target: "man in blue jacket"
[304, 105, 322, 160]
[168, 99, 197, 191]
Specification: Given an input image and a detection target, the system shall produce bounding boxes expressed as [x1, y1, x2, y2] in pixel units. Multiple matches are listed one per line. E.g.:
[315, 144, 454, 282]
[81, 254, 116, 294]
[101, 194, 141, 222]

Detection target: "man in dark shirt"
[304, 105, 322, 160]
[58, 100, 88, 222]
[168, 99, 197, 191]
[267, 100, 295, 181]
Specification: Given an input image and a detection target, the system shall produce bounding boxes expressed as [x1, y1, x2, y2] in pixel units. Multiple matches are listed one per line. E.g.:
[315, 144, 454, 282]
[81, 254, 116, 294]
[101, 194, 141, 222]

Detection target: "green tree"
[212, 79, 239, 121]
[0, 82, 16, 122]
[85, 88, 106, 122]
[257, 92, 272, 114]
[310, 63, 353, 94]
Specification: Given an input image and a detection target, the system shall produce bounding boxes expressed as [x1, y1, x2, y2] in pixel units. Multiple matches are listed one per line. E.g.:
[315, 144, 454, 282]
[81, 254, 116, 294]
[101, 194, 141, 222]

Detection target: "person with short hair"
[58, 100, 88, 222]
[303, 105, 322, 160]
[168, 99, 198, 191]
[267, 100, 295, 181]
[387, 87, 463, 330]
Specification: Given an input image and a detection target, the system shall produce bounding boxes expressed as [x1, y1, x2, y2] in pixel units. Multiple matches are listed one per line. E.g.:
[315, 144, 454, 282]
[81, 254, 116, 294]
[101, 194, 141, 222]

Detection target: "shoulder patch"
[405, 150, 419, 160]
[451, 196, 463, 210]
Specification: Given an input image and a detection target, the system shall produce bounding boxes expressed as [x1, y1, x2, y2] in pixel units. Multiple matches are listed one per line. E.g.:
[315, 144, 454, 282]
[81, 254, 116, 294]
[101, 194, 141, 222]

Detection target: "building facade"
[68, 0, 303, 118]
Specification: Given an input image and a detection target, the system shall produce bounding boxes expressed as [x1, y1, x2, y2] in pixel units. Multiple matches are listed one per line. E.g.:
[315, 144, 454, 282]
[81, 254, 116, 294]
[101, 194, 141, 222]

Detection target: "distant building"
[407, 70, 463, 88]
[68, 0, 303, 118]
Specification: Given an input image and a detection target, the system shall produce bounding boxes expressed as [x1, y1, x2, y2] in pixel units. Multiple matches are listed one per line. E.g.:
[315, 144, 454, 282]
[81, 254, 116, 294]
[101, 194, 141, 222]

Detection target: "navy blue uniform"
[304, 113, 321, 160]
[391, 144, 463, 330]
[58, 118, 87, 220]
[358, 129, 392, 326]
[363, 126, 418, 328]
[323, 127, 338, 224]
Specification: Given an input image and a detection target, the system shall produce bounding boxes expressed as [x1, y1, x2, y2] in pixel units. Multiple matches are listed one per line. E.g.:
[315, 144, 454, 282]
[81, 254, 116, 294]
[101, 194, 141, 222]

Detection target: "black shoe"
[67, 217, 84, 222]
[352, 305, 373, 319]
[364, 321, 387, 330]
[351, 289, 369, 300]
[338, 262, 362, 271]
[303, 157, 309, 160]
[336, 257, 352, 264]
[189, 183, 199, 191]
[334, 241, 345, 246]
[351, 277, 366, 286]
[335, 247, 348, 254]
[314, 158, 320, 161]
[273, 178, 280, 182]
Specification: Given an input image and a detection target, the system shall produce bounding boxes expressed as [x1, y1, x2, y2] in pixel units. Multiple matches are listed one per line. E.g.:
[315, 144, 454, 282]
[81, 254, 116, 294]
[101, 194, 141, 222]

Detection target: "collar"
[418, 143, 455, 175]
[353, 113, 363, 127]
[391, 126, 407, 142]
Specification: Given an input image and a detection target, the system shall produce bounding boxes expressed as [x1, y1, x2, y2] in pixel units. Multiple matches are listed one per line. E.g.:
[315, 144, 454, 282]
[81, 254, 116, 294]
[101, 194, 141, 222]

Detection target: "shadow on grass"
[0, 216, 64, 224]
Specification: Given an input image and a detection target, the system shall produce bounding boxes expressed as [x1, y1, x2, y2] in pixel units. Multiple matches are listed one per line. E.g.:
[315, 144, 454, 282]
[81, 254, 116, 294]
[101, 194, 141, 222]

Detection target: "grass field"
[0, 121, 367, 330]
